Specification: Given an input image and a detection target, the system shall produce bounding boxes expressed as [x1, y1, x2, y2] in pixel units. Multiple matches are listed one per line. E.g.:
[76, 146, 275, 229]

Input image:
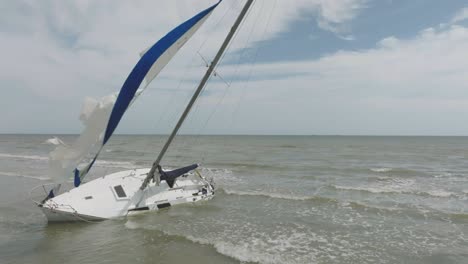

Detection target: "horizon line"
[1, 133, 468, 137]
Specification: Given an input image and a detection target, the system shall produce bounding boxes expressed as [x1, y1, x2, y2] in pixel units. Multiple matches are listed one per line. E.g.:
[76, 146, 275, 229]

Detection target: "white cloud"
[186, 24, 468, 135]
[10, 2, 468, 135]
[0, 0, 369, 134]
[0, 0, 367, 98]
[315, 0, 368, 35]
[451, 7, 468, 24]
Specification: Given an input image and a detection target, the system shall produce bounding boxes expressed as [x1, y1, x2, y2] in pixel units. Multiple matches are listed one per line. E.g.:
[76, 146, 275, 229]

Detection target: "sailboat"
[34, 0, 254, 222]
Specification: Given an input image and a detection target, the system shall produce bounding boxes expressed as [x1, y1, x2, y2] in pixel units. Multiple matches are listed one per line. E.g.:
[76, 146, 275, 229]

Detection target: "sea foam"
[221, 188, 320, 201]
[0, 171, 50, 181]
[43, 137, 65, 146]
[0, 153, 48, 161]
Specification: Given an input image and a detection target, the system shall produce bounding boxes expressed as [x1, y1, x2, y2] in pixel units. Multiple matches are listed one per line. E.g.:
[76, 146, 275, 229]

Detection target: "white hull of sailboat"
[38, 168, 215, 222]
[39, 206, 106, 222]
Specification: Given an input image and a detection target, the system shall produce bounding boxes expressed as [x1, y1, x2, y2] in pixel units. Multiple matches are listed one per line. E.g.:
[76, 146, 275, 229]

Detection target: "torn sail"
[48, 1, 221, 187]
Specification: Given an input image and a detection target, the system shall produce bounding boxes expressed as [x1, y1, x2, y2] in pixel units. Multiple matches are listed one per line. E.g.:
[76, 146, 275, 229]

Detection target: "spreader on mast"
[140, 0, 254, 190]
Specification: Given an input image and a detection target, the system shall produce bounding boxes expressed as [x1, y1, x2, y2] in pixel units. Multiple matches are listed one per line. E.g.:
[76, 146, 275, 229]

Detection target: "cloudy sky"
[2, 0, 468, 135]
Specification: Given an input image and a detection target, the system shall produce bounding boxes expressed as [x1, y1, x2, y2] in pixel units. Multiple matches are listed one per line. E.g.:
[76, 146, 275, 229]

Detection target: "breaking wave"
[0, 153, 48, 161]
[0, 152, 138, 170]
[219, 188, 335, 203]
[94, 160, 138, 169]
[125, 220, 321, 264]
[0, 171, 50, 181]
[370, 167, 392, 173]
[43, 137, 65, 146]
[333, 184, 458, 198]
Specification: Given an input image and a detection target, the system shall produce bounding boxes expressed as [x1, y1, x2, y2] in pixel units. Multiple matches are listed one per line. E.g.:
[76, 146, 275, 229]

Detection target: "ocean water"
[0, 134, 467, 264]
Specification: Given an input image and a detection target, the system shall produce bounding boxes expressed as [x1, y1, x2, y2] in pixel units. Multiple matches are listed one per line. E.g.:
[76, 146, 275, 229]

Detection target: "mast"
[140, 0, 254, 190]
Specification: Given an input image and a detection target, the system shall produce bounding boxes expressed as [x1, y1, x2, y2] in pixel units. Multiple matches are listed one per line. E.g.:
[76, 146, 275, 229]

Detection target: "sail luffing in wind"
[71, 1, 222, 187]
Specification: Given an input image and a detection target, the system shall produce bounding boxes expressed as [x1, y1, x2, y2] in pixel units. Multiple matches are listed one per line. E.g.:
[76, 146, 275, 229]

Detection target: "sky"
[1, 0, 468, 135]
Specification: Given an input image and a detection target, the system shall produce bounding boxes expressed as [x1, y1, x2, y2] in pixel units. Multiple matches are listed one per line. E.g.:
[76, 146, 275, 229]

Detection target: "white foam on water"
[43, 137, 66, 146]
[124, 220, 139, 230]
[0, 153, 48, 161]
[335, 178, 460, 199]
[335, 185, 402, 194]
[370, 167, 393, 173]
[335, 178, 415, 194]
[0, 171, 50, 181]
[125, 220, 323, 264]
[94, 160, 137, 169]
[434, 172, 453, 178]
[422, 190, 455, 198]
[200, 167, 241, 185]
[335, 178, 417, 195]
[0, 152, 139, 170]
[222, 188, 315, 201]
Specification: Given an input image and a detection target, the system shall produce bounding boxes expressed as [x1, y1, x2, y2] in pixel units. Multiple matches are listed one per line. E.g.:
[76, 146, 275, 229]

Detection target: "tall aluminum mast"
[140, 0, 254, 190]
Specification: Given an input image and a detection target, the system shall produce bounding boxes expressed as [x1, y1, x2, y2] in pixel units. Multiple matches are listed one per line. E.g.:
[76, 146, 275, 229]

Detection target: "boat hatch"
[113, 185, 127, 198]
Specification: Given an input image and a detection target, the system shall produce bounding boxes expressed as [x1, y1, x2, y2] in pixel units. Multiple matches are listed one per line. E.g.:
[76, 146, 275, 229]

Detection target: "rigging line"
[176, 0, 242, 134]
[222, 0, 263, 88]
[162, 0, 254, 163]
[212, 1, 253, 76]
[196, 0, 255, 89]
[166, 1, 239, 137]
[197, 0, 239, 54]
[139, 1, 237, 157]
[172, 1, 244, 157]
[141, 0, 255, 190]
[190, 0, 258, 137]
[193, 0, 262, 142]
[229, 0, 276, 132]
[140, 5, 229, 158]
[142, 0, 233, 165]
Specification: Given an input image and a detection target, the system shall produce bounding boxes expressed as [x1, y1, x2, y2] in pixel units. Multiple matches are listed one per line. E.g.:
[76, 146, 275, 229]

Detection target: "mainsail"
[49, 1, 222, 188]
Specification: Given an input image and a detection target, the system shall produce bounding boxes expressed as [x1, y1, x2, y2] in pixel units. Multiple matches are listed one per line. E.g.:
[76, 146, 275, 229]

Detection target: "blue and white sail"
[48, 1, 221, 188]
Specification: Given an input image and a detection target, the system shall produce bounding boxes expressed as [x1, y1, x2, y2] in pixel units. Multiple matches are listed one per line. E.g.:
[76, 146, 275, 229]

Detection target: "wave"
[94, 160, 137, 169]
[0, 171, 50, 181]
[184, 235, 294, 264]
[341, 200, 404, 213]
[369, 167, 428, 178]
[0, 152, 139, 170]
[334, 185, 403, 194]
[125, 220, 318, 264]
[219, 188, 335, 203]
[210, 161, 287, 171]
[279, 144, 297, 149]
[43, 137, 65, 146]
[0, 153, 48, 161]
[370, 167, 393, 173]
[333, 184, 458, 198]
[423, 190, 455, 198]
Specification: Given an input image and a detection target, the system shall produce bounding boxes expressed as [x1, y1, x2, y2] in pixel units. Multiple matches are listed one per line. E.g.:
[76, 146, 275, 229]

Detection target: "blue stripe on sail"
[73, 1, 221, 187]
[74, 155, 98, 187]
[74, 168, 81, 187]
[103, 1, 220, 145]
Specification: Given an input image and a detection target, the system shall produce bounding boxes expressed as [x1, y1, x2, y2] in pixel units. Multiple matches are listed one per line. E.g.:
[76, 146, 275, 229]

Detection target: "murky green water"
[0, 135, 467, 263]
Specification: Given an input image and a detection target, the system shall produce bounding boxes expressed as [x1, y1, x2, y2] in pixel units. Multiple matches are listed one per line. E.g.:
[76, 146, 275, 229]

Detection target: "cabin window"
[114, 185, 127, 198]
